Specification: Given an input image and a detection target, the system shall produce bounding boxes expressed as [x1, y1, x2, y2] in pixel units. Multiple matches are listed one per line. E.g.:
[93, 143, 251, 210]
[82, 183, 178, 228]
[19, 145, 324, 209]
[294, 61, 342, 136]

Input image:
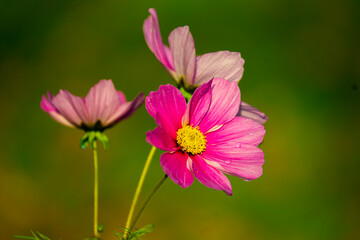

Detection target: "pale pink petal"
[143, 8, 175, 71]
[117, 91, 126, 103]
[85, 80, 121, 125]
[191, 155, 232, 195]
[164, 46, 174, 68]
[40, 94, 75, 127]
[184, 80, 212, 126]
[203, 143, 264, 181]
[52, 90, 89, 126]
[160, 151, 194, 188]
[194, 51, 245, 86]
[146, 127, 178, 151]
[238, 101, 268, 124]
[145, 84, 186, 138]
[168, 26, 196, 85]
[198, 78, 240, 133]
[206, 117, 265, 146]
[104, 93, 144, 127]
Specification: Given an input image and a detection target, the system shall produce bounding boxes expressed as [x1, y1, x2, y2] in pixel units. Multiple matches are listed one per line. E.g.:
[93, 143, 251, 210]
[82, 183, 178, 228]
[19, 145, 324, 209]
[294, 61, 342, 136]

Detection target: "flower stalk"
[129, 174, 168, 233]
[124, 146, 157, 238]
[93, 140, 100, 239]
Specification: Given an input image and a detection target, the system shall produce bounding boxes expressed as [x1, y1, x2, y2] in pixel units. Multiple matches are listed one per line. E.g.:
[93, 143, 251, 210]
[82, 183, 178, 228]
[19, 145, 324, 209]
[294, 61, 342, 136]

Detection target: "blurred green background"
[1, 0, 359, 239]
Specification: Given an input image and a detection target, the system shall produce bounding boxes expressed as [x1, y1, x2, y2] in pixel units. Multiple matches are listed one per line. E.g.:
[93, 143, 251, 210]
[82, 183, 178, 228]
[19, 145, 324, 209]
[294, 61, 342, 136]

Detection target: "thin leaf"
[12, 231, 51, 240]
[12, 236, 36, 240]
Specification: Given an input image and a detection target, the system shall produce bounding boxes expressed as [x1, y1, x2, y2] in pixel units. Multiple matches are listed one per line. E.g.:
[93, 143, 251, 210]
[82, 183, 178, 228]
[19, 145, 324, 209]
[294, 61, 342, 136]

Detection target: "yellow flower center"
[176, 125, 207, 155]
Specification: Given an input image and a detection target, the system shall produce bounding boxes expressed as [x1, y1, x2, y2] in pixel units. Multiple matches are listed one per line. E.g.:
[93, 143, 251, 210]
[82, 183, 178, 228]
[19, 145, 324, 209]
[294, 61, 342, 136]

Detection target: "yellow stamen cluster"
[176, 125, 207, 155]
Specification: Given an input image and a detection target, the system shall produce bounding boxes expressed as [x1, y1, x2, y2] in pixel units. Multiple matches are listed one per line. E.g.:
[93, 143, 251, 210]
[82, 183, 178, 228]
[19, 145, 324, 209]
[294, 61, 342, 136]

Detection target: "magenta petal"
[206, 117, 265, 146]
[203, 143, 264, 181]
[104, 92, 145, 127]
[85, 80, 121, 125]
[194, 51, 245, 86]
[146, 127, 178, 151]
[40, 94, 74, 127]
[40, 93, 57, 113]
[198, 78, 240, 133]
[238, 101, 268, 124]
[143, 8, 175, 71]
[168, 26, 196, 86]
[160, 151, 194, 188]
[52, 90, 89, 126]
[185, 80, 212, 126]
[146, 84, 186, 138]
[192, 155, 232, 195]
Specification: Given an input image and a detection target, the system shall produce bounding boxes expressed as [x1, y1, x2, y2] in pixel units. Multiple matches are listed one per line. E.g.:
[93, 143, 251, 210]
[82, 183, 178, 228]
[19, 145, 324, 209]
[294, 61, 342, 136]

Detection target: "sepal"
[180, 87, 193, 102]
[114, 224, 154, 240]
[80, 131, 109, 149]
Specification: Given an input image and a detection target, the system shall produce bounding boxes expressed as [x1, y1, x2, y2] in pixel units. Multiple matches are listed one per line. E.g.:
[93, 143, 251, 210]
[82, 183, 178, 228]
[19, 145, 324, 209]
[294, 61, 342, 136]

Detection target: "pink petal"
[191, 155, 232, 195]
[52, 90, 89, 126]
[238, 101, 268, 124]
[40, 94, 75, 127]
[203, 143, 264, 181]
[146, 127, 179, 151]
[194, 51, 245, 86]
[143, 8, 175, 71]
[198, 78, 240, 133]
[104, 92, 144, 127]
[117, 91, 126, 103]
[40, 92, 56, 112]
[168, 26, 196, 86]
[145, 84, 186, 138]
[184, 80, 212, 126]
[85, 80, 121, 125]
[206, 117, 265, 146]
[160, 151, 194, 188]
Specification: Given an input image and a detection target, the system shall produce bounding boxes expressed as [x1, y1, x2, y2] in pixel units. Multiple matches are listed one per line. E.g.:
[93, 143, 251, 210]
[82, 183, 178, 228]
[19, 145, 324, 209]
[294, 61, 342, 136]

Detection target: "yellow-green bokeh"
[1, 0, 359, 239]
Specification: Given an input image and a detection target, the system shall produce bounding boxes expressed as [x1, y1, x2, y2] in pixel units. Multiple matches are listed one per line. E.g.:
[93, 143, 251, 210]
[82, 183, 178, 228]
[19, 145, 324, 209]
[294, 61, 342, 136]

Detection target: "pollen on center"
[176, 125, 207, 155]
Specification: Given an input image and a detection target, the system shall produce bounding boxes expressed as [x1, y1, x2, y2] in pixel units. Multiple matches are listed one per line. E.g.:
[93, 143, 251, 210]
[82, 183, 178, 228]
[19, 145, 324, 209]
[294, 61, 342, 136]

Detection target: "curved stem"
[129, 175, 168, 233]
[124, 146, 157, 238]
[93, 141, 100, 238]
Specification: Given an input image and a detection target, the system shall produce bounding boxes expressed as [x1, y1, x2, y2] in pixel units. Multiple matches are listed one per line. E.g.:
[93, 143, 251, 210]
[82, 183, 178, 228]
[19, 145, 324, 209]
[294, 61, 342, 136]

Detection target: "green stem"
[124, 146, 157, 238]
[129, 175, 168, 233]
[93, 141, 100, 238]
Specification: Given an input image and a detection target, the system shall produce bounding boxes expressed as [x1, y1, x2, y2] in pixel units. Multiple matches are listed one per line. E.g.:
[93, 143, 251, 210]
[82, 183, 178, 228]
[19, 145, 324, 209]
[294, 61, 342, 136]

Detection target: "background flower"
[146, 78, 265, 195]
[144, 8, 244, 89]
[144, 8, 267, 124]
[41, 79, 144, 131]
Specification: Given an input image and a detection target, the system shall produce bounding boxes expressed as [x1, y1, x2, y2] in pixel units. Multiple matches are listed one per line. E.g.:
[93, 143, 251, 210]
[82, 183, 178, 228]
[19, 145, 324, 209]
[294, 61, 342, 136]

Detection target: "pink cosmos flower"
[145, 78, 265, 195]
[41, 79, 144, 131]
[143, 8, 267, 124]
